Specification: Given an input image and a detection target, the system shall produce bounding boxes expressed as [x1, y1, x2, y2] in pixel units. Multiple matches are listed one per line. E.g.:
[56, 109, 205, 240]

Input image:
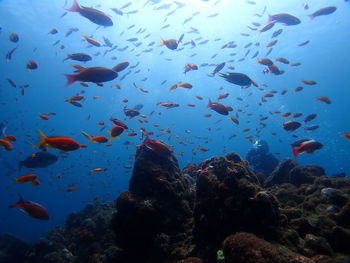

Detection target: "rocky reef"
[2, 146, 350, 263]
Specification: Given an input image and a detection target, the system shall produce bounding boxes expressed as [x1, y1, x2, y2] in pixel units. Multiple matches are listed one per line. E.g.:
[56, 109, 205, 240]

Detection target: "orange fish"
[0, 138, 13, 150]
[207, 99, 229, 115]
[108, 125, 125, 140]
[81, 131, 108, 143]
[82, 34, 101, 47]
[34, 130, 86, 151]
[9, 195, 49, 220]
[342, 133, 350, 140]
[13, 174, 38, 184]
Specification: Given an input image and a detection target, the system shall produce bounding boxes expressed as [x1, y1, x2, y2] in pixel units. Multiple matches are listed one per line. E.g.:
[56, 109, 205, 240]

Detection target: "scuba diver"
[246, 140, 279, 179]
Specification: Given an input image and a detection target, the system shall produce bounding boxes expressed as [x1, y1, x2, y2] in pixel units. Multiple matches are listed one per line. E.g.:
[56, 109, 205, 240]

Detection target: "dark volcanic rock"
[193, 153, 281, 262]
[289, 165, 325, 186]
[223, 232, 312, 263]
[111, 141, 194, 263]
[264, 158, 298, 187]
[304, 234, 333, 256]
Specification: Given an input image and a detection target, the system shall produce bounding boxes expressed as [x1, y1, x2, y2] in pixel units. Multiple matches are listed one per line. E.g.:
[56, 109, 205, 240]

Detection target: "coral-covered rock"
[111, 140, 194, 263]
[334, 203, 350, 227]
[264, 158, 298, 187]
[223, 232, 312, 263]
[193, 153, 281, 262]
[304, 234, 333, 256]
[289, 165, 325, 186]
[26, 202, 116, 263]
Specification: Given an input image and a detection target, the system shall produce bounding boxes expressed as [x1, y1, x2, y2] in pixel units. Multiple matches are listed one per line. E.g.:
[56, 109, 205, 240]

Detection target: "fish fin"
[81, 131, 92, 140]
[64, 74, 76, 87]
[108, 131, 114, 141]
[33, 130, 47, 148]
[292, 148, 299, 158]
[12, 178, 18, 183]
[307, 14, 314, 20]
[9, 195, 24, 208]
[65, 0, 80, 12]
[207, 99, 212, 108]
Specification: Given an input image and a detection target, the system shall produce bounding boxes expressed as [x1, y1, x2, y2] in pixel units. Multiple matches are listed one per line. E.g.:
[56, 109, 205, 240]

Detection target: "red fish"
[34, 130, 86, 151]
[207, 99, 229, 115]
[66, 0, 113, 26]
[64, 67, 118, 86]
[141, 137, 172, 155]
[292, 139, 323, 157]
[9, 196, 49, 220]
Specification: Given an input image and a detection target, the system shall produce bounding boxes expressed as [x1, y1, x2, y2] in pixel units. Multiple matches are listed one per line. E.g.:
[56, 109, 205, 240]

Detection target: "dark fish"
[251, 51, 259, 58]
[125, 10, 138, 15]
[5, 46, 18, 61]
[218, 72, 258, 87]
[283, 121, 301, 132]
[298, 40, 310, 46]
[303, 113, 317, 122]
[268, 13, 301, 25]
[259, 22, 275, 33]
[19, 151, 58, 169]
[111, 8, 123, 15]
[183, 16, 193, 24]
[304, 125, 319, 131]
[65, 27, 79, 37]
[272, 28, 283, 38]
[308, 6, 337, 20]
[178, 33, 184, 44]
[103, 37, 113, 47]
[63, 53, 92, 62]
[66, 0, 113, 26]
[120, 2, 132, 9]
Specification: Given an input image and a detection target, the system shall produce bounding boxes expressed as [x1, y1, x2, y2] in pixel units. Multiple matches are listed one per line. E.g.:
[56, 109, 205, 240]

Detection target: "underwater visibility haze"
[0, 0, 350, 262]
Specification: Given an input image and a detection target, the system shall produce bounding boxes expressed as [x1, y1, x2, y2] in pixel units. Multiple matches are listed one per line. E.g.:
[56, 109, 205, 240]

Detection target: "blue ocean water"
[0, 0, 349, 242]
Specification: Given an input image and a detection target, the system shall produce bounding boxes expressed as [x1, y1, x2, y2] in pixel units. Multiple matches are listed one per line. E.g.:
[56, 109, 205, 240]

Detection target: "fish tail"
[64, 74, 76, 87]
[267, 13, 273, 23]
[292, 148, 299, 158]
[307, 14, 314, 20]
[9, 195, 24, 208]
[81, 131, 92, 140]
[12, 178, 18, 183]
[33, 129, 47, 148]
[108, 131, 114, 141]
[66, 0, 80, 12]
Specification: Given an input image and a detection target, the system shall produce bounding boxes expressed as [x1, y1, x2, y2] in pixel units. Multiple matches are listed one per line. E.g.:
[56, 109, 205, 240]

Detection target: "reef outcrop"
[3, 150, 350, 263]
[111, 140, 195, 263]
